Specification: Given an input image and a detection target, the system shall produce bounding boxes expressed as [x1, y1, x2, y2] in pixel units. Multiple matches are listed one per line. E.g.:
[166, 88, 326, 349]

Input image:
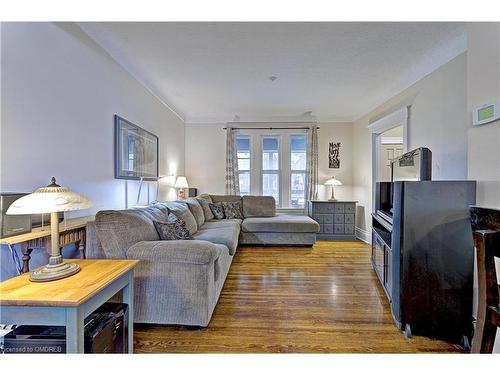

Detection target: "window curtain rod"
[223, 125, 320, 130]
[224, 121, 318, 130]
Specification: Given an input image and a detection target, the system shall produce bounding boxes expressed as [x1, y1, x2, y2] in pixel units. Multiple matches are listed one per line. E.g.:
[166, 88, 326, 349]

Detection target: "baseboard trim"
[355, 226, 371, 244]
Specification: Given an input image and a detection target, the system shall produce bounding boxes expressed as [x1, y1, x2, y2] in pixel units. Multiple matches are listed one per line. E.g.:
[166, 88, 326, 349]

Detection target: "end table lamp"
[324, 177, 342, 201]
[174, 176, 189, 200]
[6, 177, 92, 282]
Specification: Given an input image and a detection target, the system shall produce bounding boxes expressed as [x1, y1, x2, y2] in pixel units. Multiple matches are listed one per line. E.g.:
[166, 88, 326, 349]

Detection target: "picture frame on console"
[114, 115, 159, 181]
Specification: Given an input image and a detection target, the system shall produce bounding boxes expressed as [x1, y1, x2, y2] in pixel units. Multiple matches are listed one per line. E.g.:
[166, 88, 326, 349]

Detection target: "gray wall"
[1, 23, 185, 215]
[352, 53, 468, 241]
[0, 22, 186, 280]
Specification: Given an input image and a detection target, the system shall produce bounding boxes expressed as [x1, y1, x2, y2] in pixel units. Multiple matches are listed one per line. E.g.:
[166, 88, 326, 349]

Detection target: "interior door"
[381, 144, 404, 181]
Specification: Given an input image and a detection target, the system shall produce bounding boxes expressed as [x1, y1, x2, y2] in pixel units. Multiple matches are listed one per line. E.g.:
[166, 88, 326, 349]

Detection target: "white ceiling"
[79, 22, 466, 123]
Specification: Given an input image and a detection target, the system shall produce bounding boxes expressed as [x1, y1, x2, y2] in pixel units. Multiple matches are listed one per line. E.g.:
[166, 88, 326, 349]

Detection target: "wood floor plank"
[134, 240, 461, 353]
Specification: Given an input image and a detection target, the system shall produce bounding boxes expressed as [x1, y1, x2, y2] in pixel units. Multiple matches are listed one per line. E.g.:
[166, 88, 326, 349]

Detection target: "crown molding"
[353, 30, 466, 123]
[76, 22, 186, 123]
[185, 114, 355, 125]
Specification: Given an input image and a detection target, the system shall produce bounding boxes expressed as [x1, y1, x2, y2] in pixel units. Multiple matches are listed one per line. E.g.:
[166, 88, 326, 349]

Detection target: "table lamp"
[6, 177, 92, 282]
[324, 176, 342, 201]
[174, 176, 189, 200]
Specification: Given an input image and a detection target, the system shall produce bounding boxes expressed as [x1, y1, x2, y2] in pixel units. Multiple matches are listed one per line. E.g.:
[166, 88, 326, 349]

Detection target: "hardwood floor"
[134, 240, 461, 353]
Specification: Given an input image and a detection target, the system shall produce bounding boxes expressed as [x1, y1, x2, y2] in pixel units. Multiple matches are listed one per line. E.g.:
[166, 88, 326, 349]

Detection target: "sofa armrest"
[126, 240, 222, 265]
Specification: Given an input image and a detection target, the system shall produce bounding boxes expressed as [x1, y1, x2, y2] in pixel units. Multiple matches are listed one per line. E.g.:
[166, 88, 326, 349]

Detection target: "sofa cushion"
[210, 195, 242, 204]
[242, 196, 276, 217]
[241, 214, 320, 233]
[196, 194, 214, 221]
[94, 203, 169, 258]
[184, 198, 205, 228]
[209, 202, 225, 220]
[221, 201, 243, 219]
[153, 214, 191, 240]
[200, 219, 243, 229]
[192, 225, 240, 255]
[166, 201, 198, 235]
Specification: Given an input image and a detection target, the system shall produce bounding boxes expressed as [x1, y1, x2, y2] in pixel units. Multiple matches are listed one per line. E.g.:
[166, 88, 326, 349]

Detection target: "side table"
[0, 259, 139, 353]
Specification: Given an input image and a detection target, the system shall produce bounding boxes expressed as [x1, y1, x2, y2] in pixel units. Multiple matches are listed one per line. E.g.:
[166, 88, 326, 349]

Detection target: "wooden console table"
[0, 215, 94, 273]
[0, 259, 139, 353]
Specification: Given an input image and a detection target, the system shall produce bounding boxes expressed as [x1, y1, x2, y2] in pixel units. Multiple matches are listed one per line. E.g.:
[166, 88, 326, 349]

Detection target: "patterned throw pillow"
[221, 201, 243, 219]
[153, 213, 191, 240]
[209, 202, 225, 220]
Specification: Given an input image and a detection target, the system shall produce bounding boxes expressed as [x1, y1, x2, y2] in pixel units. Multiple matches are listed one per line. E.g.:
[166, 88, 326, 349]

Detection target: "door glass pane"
[237, 136, 250, 193]
[290, 172, 305, 207]
[239, 171, 250, 195]
[291, 135, 307, 170]
[262, 173, 279, 203]
[237, 137, 250, 151]
[238, 158, 250, 170]
[262, 137, 279, 170]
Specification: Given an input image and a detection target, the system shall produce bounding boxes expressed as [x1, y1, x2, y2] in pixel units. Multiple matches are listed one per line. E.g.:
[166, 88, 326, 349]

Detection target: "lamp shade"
[174, 176, 189, 189]
[6, 177, 92, 215]
[324, 177, 342, 186]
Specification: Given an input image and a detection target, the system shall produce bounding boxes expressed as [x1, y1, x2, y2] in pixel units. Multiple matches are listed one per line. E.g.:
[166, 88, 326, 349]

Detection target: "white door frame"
[367, 105, 410, 211]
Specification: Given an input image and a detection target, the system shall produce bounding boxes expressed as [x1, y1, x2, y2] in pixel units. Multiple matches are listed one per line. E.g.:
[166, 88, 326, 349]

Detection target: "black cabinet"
[372, 180, 476, 343]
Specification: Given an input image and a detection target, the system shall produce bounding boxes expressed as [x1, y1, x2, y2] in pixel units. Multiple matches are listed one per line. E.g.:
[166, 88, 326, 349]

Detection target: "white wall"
[185, 122, 354, 201]
[466, 22, 500, 353]
[467, 23, 500, 209]
[185, 123, 226, 194]
[352, 53, 468, 241]
[0, 23, 185, 217]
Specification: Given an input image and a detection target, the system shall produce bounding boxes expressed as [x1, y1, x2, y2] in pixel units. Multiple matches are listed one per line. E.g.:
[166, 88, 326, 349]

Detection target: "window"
[237, 130, 308, 208]
[237, 136, 251, 195]
[261, 136, 280, 204]
[290, 135, 307, 207]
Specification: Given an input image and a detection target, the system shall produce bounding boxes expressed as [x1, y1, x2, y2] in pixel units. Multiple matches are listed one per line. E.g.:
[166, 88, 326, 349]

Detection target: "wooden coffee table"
[0, 259, 139, 353]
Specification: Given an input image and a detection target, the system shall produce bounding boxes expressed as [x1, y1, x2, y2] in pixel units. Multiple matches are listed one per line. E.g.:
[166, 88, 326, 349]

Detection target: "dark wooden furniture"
[308, 200, 357, 240]
[0, 216, 94, 273]
[470, 206, 500, 353]
[372, 180, 476, 345]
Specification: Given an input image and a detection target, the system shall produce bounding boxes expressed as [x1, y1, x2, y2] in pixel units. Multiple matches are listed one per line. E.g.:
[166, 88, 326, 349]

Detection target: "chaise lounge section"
[86, 194, 319, 326]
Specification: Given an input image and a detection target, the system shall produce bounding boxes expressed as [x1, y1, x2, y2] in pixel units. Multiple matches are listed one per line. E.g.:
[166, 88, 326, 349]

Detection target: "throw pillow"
[153, 213, 191, 240]
[196, 196, 214, 221]
[184, 198, 205, 228]
[221, 201, 243, 219]
[166, 201, 198, 235]
[209, 202, 225, 220]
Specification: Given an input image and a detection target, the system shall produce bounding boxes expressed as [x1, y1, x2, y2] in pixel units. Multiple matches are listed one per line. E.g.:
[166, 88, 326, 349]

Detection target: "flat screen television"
[391, 147, 432, 182]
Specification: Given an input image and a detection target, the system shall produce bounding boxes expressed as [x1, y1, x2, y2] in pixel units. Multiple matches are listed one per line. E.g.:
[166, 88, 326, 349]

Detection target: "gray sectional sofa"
[86, 194, 319, 327]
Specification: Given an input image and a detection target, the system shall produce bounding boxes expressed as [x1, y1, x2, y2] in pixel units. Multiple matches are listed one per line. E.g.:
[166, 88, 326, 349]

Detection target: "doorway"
[378, 126, 404, 182]
[367, 106, 409, 215]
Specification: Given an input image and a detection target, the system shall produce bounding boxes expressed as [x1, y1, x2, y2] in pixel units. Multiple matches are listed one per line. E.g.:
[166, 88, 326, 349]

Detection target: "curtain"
[305, 124, 319, 208]
[225, 127, 240, 195]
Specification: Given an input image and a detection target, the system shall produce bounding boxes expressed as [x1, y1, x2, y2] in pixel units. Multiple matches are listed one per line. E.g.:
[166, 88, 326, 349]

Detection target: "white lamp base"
[30, 259, 80, 282]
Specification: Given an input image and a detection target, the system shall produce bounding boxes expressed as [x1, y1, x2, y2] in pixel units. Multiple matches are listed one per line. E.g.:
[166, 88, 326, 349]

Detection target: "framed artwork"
[329, 142, 341, 168]
[114, 115, 159, 180]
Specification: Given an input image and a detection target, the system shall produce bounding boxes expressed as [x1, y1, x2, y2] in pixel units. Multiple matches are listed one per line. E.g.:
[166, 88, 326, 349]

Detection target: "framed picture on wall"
[114, 115, 159, 180]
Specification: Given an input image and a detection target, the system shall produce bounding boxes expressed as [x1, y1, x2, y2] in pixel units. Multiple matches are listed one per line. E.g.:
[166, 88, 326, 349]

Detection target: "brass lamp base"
[30, 256, 80, 282]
